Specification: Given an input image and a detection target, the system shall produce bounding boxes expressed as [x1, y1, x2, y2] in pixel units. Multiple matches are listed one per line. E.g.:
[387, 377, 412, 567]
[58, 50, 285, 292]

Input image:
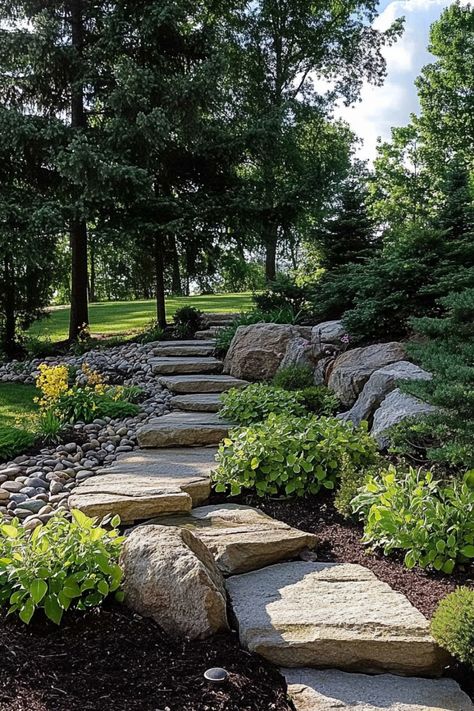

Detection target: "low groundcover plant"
[0, 509, 124, 625]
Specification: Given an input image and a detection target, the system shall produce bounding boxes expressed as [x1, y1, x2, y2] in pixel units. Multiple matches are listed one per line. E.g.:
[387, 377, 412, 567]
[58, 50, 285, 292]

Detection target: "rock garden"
[1, 312, 473, 711]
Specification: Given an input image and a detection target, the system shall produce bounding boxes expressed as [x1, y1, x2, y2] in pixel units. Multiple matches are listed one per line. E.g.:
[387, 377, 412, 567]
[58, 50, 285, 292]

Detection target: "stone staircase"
[194, 312, 236, 340]
[69, 339, 471, 711]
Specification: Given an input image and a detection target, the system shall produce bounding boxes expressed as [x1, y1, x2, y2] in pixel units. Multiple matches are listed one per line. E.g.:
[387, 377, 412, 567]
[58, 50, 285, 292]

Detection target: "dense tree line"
[0, 0, 401, 353]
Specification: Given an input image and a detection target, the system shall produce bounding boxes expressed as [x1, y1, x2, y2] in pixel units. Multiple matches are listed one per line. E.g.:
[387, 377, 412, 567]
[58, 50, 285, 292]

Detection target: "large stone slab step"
[226, 561, 446, 677]
[69, 448, 215, 523]
[152, 341, 215, 357]
[283, 669, 472, 711]
[151, 356, 223, 375]
[159, 374, 248, 394]
[138, 411, 231, 448]
[148, 504, 317, 575]
[195, 328, 222, 339]
[171, 393, 222, 412]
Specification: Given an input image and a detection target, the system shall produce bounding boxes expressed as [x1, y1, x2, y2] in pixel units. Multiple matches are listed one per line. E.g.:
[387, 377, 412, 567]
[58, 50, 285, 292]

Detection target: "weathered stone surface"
[311, 320, 346, 344]
[121, 525, 228, 639]
[69, 448, 215, 522]
[195, 328, 221, 339]
[371, 388, 438, 449]
[153, 341, 216, 357]
[223, 323, 300, 381]
[279, 337, 314, 371]
[137, 412, 231, 448]
[171, 393, 222, 412]
[313, 356, 334, 386]
[159, 374, 248, 394]
[226, 561, 445, 675]
[151, 356, 223, 375]
[152, 504, 317, 575]
[283, 669, 472, 711]
[327, 342, 406, 407]
[339, 361, 432, 427]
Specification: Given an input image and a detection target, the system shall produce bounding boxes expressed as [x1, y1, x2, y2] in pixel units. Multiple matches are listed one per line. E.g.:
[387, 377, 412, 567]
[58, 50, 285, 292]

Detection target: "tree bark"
[68, 0, 89, 341]
[154, 234, 167, 329]
[264, 227, 277, 282]
[89, 234, 96, 303]
[3, 253, 16, 356]
[170, 235, 183, 295]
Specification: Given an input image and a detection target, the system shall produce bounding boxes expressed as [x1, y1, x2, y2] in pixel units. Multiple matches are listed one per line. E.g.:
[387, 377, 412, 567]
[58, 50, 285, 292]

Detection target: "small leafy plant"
[272, 365, 314, 391]
[137, 320, 166, 344]
[0, 509, 124, 625]
[213, 414, 377, 498]
[0, 425, 35, 463]
[298, 386, 340, 416]
[219, 383, 306, 425]
[431, 588, 474, 670]
[352, 466, 474, 573]
[173, 306, 203, 338]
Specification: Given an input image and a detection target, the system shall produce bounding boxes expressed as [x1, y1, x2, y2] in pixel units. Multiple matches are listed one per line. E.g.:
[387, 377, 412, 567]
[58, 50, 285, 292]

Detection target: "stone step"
[159, 374, 248, 394]
[148, 504, 317, 576]
[151, 356, 223, 376]
[138, 411, 232, 448]
[171, 393, 222, 412]
[205, 319, 234, 327]
[283, 669, 472, 711]
[195, 328, 222, 339]
[226, 561, 446, 677]
[68, 448, 215, 523]
[152, 341, 216, 357]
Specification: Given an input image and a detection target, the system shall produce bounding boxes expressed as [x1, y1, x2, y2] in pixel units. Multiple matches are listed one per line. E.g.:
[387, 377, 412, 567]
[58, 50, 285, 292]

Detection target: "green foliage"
[95, 399, 139, 419]
[0, 425, 35, 463]
[213, 413, 377, 498]
[396, 288, 474, 470]
[173, 306, 203, 338]
[24, 335, 56, 360]
[137, 321, 166, 345]
[219, 384, 306, 425]
[37, 410, 63, 444]
[297, 386, 340, 416]
[431, 588, 474, 671]
[0, 510, 124, 625]
[253, 275, 313, 322]
[273, 365, 314, 391]
[352, 466, 474, 574]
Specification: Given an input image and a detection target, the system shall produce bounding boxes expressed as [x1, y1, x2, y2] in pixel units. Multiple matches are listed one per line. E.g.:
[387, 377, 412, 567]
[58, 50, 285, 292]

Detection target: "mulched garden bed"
[0, 604, 291, 711]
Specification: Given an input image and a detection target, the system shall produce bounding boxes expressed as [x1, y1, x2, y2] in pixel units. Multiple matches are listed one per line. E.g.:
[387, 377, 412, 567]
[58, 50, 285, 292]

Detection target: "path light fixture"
[204, 667, 229, 684]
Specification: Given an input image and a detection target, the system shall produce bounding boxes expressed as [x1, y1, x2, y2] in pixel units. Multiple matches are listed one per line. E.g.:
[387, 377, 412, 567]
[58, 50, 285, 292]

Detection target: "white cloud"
[339, 0, 470, 163]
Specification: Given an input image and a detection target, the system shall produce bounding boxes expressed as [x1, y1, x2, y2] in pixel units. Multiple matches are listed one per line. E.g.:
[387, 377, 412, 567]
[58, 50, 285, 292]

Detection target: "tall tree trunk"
[68, 0, 89, 341]
[3, 253, 16, 356]
[170, 235, 183, 295]
[264, 227, 277, 282]
[154, 234, 167, 329]
[89, 234, 96, 303]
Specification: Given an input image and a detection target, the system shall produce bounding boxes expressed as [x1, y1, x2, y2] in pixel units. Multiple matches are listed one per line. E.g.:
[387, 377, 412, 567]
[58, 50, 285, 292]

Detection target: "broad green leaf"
[30, 579, 48, 605]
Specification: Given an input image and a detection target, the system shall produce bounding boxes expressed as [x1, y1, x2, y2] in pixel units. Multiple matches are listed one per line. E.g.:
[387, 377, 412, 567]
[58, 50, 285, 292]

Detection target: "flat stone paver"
[171, 393, 222, 412]
[153, 341, 215, 357]
[226, 561, 446, 676]
[69, 448, 214, 523]
[159, 374, 248, 394]
[137, 412, 232, 448]
[149, 504, 317, 575]
[283, 669, 473, 711]
[151, 356, 223, 375]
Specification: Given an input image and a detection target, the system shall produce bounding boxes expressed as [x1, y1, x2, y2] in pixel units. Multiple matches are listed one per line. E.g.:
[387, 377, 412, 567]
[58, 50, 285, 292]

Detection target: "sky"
[339, 0, 469, 162]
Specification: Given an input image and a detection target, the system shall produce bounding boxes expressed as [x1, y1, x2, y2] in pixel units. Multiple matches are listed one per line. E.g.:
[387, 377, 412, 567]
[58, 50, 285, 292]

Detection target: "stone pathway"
[69, 340, 471, 711]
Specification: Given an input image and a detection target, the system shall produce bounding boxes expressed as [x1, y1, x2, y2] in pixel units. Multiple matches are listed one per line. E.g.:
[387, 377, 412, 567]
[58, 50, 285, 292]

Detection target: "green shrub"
[96, 399, 140, 419]
[37, 410, 63, 444]
[213, 414, 377, 498]
[0, 425, 35, 462]
[273, 365, 314, 391]
[299, 386, 340, 416]
[352, 466, 474, 573]
[173, 306, 203, 338]
[24, 335, 56, 359]
[334, 460, 383, 518]
[0, 509, 124, 625]
[219, 384, 306, 425]
[137, 321, 166, 344]
[431, 588, 474, 670]
[253, 274, 313, 322]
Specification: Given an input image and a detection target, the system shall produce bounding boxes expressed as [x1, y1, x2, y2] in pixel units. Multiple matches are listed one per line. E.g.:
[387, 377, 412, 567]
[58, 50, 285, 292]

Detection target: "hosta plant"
[352, 466, 474, 574]
[0, 509, 124, 625]
[219, 383, 306, 425]
[213, 413, 377, 498]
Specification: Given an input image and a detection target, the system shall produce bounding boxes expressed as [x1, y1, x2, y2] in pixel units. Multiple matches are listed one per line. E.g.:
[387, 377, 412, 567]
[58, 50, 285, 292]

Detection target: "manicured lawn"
[29, 293, 254, 342]
[0, 383, 37, 431]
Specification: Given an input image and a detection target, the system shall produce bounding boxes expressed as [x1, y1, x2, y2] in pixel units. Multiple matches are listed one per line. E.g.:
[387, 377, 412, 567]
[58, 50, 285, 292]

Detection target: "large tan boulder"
[327, 342, 406, 407]
[121, 525, 228, 640]
[151, 504, 317, 575]
[223, 323, 300, 381]
[226, 561, 446, 676]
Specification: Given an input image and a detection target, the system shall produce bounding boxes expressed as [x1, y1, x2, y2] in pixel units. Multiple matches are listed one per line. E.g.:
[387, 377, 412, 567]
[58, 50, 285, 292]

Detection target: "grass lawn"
[29, 292, 254, 342]
[0, 383, 37, 431]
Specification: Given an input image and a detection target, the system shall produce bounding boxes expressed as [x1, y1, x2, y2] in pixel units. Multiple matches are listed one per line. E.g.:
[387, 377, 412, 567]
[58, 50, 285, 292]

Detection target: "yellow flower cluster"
[81, 363, 106, 395]
[112, 385, 125, 402]
[35, 364, 71, 411]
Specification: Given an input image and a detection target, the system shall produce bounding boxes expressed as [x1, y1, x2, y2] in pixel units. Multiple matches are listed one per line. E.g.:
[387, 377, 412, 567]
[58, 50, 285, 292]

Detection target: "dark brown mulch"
[0, 604, 291, 711]
[217, 489, 474, 620]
